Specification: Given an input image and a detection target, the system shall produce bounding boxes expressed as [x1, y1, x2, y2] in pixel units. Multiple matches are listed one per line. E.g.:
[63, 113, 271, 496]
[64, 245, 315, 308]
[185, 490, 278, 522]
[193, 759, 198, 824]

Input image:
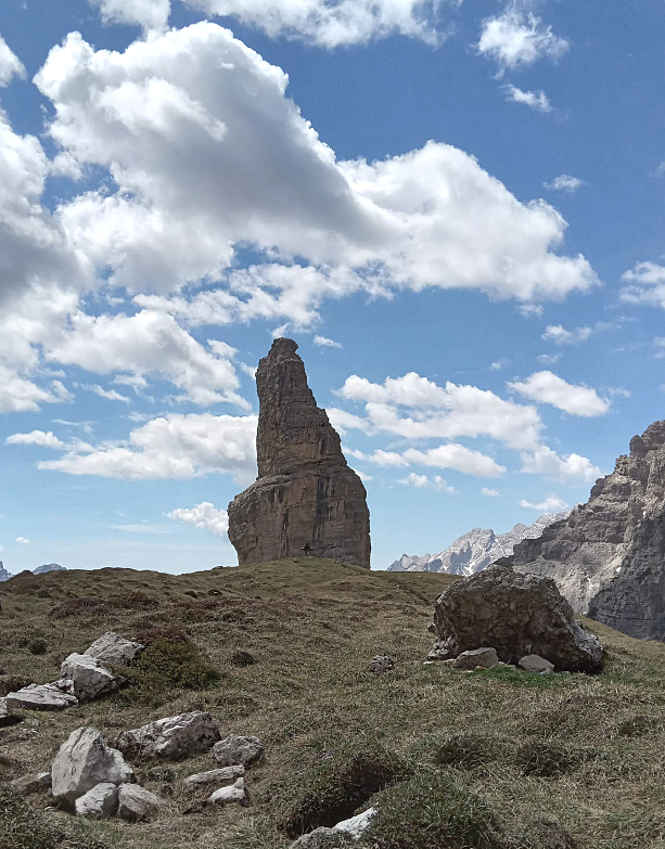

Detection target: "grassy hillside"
[1, 558, 665, 849]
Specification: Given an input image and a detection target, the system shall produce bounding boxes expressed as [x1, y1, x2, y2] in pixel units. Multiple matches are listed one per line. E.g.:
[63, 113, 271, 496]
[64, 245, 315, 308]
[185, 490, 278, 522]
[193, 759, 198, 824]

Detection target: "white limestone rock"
[452, 647, 499, 670]
[333, 807, 376, 838]
[84, 632, 144, 667]
[0, 696, 22, 727]
[60, 653, 119, 702]
[212, 734, 264, 768]
[184, 765, 245, 787]
[518, 654, 555, 674]
[117, 784, 161, 822]
[6, 683, 78, 711]
[75, 782, 118, 818]
[114, 711, 221, 761]
[207, 777, 249, 806]
[51, 726, 134, 808]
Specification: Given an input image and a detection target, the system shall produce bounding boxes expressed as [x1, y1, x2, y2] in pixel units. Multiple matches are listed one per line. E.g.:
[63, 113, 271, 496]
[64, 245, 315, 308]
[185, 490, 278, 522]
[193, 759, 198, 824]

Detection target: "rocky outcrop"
[60, 653, 119, 702]
[506, 420, 665, 640]
[33, 563, 66, 575]
[388, 512, 569, 574]
[228, 338, 370, 569]
[6, 683, 78, 711]
[0, 561, 11, 581]
[428, 564, 603, 673]
[84, 632, 144, 667]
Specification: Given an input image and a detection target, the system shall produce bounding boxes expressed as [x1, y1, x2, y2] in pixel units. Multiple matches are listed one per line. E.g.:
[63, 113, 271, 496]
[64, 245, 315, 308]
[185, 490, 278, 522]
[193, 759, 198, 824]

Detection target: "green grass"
[1, 557, 665, 849]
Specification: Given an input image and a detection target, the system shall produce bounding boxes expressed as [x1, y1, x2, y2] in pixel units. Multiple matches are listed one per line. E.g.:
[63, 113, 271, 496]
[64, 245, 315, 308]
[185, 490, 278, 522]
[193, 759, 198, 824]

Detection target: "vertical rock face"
[228, 338, 371, 568]
[505, 420, 665, 640]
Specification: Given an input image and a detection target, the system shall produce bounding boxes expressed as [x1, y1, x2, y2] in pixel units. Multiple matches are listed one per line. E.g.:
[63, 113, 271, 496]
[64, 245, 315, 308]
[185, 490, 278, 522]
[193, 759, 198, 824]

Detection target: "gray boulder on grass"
[117, 784, 161, 822]
[60, 653, 119, 702]
[207, 777, 249, 806]
[184, 765, 245, 787]
[368, 655, 394, 674]
[84, 632, 144, 666]
[114, 711, 221, 761]
[428, 564, 603, 673]
[6, 683, 78, 711]
[452, 647, 499, 670]
[212, 734, 264, 767]
[74, 782, 119, 818]
[51, 727, 134, 808]
[519, 654, 555, 674]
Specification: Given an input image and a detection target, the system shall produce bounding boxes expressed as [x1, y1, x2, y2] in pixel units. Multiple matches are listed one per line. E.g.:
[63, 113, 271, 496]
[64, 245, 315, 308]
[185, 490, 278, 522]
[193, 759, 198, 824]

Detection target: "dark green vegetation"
[2, 558, 665, 849]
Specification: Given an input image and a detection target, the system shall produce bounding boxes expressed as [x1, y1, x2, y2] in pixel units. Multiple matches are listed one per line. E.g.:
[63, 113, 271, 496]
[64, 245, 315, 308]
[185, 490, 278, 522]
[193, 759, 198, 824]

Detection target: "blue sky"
[0, 0, 664, 574]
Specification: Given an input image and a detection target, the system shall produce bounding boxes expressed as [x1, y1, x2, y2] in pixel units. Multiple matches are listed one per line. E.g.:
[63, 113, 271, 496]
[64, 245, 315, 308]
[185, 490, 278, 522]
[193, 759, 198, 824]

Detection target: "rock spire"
[228, 338, 371, 568]
[504, 419, 665, 640]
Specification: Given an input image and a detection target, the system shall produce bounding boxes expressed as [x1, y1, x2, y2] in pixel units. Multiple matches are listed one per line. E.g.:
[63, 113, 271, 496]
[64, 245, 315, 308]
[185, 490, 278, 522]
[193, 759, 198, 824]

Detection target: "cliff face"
[507, 420, 665, 640]
[228, 338, 371, 568]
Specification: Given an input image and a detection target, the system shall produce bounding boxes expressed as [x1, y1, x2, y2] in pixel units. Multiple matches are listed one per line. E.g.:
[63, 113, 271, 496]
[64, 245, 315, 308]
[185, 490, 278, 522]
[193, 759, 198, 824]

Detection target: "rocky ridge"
[228, 338, 371, 568]
[505, 419, 665, 640]
[388, 512, 568, 575]
[0, 561, 10, 582]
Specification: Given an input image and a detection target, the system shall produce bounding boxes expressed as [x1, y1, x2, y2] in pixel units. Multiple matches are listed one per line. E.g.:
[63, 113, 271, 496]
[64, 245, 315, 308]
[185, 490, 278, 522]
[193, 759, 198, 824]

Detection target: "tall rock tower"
[228, 338, 371, 568]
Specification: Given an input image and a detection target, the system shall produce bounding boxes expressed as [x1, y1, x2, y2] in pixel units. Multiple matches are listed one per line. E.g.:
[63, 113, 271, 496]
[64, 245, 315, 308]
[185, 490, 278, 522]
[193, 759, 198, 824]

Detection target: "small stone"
[117, 784, 161, 822]
[0, 696, 22, 727]
[75, 782, 118, 818]
[452, 647, 499, 670]
[60, 653, 119, 702]
[84, 632, 144, 667]
[333, 807, 376, 838]
[114, 711, 221, 761]
[207, 777, 249, 807]
[6, 683, 78, 711]
[368, 655, 394, 674]
[422, 661, 435, 666]
[212, 734, 264, 768]
[184, 765, 245, 787]
[519, 654, 555, 674]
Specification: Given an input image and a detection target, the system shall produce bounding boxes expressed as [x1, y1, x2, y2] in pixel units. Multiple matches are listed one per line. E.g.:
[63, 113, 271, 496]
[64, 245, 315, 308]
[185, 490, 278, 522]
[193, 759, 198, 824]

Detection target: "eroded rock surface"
[228, 338, 370, 568]
[60, 653, 118, 702]
[429, 564, 603, 673]
[75, 782, 119, 818]
[212, 734, 264, 767]
[6, 683, 78, 711]
[117, 784, 161, 822]
[114, 711, 220, 761]
[84, 632, 144, 666]
[506, 420, 665, 640]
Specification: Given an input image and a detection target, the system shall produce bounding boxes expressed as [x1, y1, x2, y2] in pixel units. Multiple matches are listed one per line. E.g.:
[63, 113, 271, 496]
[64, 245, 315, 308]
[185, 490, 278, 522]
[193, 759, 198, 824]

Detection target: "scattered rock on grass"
[184, 765, 245, 788]
[114, 711, 221, 761]
[84, 632, 144, 666]
[74, 782, 118, 818]
[207, 777, 249, 807]
[452, 648, 498, 670]
[519, 654, 555, 674]
[60, 653, 119, 702]
[51, 726, 134, 808]
[368, 656, 394, 674]
[117, 784, 161, 822]
[6, 683, 78, 711]
[333, 806, 376, 838]
[212, 734, 264, 768]
[0, 696, 22, 727]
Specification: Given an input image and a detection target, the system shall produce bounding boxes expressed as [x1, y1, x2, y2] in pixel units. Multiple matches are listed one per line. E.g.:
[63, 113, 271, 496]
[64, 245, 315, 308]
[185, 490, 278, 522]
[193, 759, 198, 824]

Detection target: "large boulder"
[117, 784, 161, 822]
[84, 632, 144, 666]
[429, 564, 603, 673]
[60, 653, 119, 702]
[74, 782, 119, 818]
[6, 683, 78, 711]
[114, 711, 221, 761]
[228, 338, 371, 569]
[51, 727, 134, 808]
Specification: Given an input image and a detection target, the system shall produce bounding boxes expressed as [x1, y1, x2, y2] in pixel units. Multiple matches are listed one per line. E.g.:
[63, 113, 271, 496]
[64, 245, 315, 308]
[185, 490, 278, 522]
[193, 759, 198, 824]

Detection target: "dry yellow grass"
[1, 558, 664, 849]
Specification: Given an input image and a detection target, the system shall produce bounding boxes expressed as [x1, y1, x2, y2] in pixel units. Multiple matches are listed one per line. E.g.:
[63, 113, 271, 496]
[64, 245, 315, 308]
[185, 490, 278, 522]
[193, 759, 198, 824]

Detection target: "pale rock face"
[6, 683, 78, 711]
[452, 647, 499, 670]
[113, 711, 221, 761]
[388, 513, 569, 575]
[507, 420, 665, 640]
[60, 653, 119, 702]
[333, 807, 376, 838]
[74, 782, 119, 818]
[117, 784, 161, 822]
[84, 632, 144, 667]
[51, 726, 134, 808]
[0, 561, 11, 581]
[207, 777, 249, 806]
[184, 765, 245, 787]
[0, 696, 22, 727]
[33, 563, 66, 574]
[429, 564, 603, 673]
[212, 734, 264, 768]
[228, 338, 371, 569]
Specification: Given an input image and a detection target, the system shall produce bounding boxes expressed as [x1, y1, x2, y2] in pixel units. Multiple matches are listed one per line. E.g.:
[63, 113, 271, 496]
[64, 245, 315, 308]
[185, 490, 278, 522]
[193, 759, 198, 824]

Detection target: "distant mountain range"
[387, 513, 570, 576]
[0, 562, 66, 581]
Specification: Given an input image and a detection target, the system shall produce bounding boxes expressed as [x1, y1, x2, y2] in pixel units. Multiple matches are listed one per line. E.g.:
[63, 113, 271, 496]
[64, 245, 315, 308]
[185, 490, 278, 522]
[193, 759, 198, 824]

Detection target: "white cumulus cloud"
[398, 473, 455, 493]
[508, 371, 610, 417]
[542, 324, 593, 345]
[520, 446, 601, 484]
[313, 335, 343, 348]
[0, 33, 25, 86]
[478, 6, 569, 74]
[6, 430, 66, 449]
[16, 536, 31, 545]
[87, 0, 171, 28]
[544, 174, 585, 194]
[621, 261, 665, 309]
[520, 494, 569, 512]
[167, 501, 229, 536]
[503, 85, 553, 113]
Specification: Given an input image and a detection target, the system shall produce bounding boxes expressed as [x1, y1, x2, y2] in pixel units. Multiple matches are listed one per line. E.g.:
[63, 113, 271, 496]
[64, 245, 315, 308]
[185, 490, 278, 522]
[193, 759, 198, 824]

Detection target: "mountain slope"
[388, 512, 569, 575]
[1, 559, 663, 849]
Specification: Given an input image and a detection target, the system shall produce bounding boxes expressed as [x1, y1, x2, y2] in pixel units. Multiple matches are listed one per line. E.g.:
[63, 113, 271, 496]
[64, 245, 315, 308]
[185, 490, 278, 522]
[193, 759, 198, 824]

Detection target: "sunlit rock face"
[228, 338, 371, 569]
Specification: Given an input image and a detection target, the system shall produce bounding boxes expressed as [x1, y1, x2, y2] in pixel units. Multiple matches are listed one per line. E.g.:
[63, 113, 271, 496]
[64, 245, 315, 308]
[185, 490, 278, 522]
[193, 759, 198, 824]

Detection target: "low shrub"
[514, 740, 579, 778]
[276, 741, 409, 837]
[434, 732, 504, 769]
[50, 597, 110, 619]
[361, 772, 506, 849]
